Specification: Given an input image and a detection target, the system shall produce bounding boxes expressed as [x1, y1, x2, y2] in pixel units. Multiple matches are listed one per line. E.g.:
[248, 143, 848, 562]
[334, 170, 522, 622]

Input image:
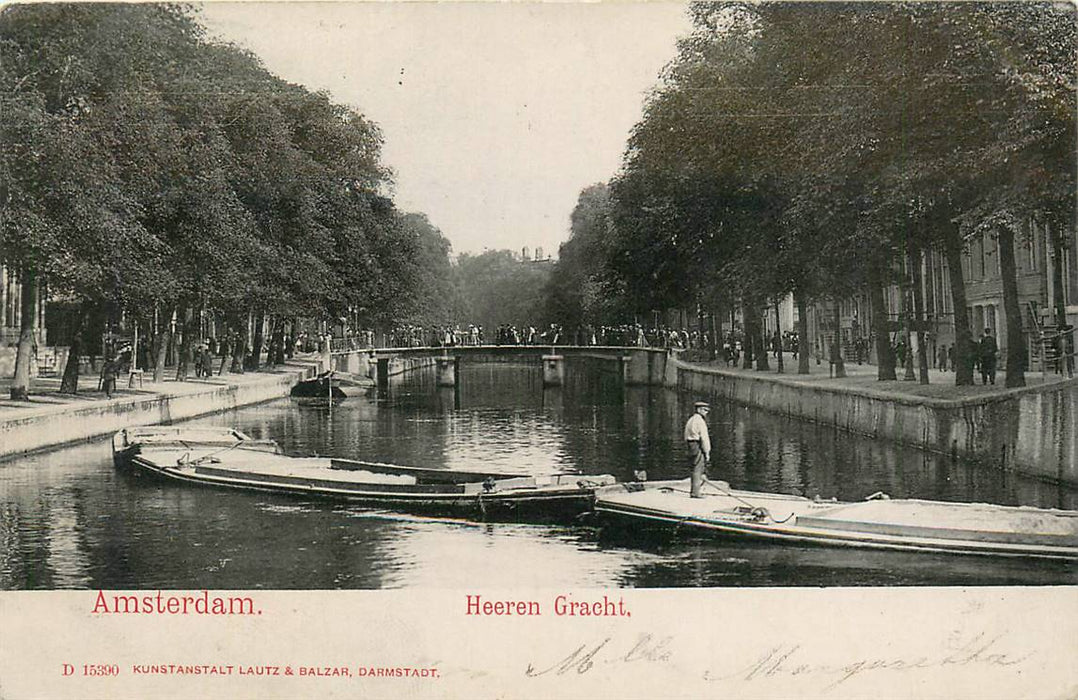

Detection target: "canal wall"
[0, 365, 313, 459]
[677, 360, 1078, 485]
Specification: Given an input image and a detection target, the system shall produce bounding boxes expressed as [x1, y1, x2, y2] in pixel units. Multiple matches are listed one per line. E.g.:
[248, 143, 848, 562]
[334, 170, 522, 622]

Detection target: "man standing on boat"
[684, 401, 711, 498]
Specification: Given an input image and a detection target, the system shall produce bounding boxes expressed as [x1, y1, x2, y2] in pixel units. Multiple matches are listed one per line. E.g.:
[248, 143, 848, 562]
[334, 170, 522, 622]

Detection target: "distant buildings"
[519, 246, 554, 265]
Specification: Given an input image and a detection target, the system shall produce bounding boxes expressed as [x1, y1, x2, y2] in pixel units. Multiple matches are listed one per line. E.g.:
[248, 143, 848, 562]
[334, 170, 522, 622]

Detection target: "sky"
[197, 2, 693, 257]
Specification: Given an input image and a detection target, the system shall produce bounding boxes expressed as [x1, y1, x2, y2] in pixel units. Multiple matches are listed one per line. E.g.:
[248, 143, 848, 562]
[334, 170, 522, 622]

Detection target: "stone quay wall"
[0, 366, 312, 460]
[676, 360, 1078, 485]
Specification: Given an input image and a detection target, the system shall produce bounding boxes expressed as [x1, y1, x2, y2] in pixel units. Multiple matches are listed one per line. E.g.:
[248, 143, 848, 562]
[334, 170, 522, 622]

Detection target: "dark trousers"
[687, 441, 707, 497]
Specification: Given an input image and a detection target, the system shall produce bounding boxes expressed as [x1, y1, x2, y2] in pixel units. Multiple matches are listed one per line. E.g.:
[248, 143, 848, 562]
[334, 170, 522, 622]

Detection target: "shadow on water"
[1, 361, 1075, 589]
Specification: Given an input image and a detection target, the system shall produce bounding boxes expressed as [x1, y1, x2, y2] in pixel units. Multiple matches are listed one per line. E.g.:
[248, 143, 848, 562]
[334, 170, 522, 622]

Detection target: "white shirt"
[684, 412, 711, 456]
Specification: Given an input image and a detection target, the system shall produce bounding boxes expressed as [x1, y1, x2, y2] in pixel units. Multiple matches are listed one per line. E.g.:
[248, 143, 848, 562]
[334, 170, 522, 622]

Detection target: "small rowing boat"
[112, 427, 614, 522]
[290, 372, 346, 407]
[594, 479, 1078, 561]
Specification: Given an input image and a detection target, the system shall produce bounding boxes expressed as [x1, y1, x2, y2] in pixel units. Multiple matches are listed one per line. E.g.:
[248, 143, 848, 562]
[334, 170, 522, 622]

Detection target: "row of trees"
[1, 4, 457, 398]
[547, 2, 1076, 387]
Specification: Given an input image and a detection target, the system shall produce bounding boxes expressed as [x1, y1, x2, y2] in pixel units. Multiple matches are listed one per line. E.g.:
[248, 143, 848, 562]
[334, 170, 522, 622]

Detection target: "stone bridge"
[327, 345, 681, 388]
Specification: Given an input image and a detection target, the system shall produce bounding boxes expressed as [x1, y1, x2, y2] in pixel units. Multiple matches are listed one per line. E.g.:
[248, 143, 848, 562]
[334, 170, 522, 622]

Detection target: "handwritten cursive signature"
[525, 633, 674, 677]
[704, 632, 1032, 689]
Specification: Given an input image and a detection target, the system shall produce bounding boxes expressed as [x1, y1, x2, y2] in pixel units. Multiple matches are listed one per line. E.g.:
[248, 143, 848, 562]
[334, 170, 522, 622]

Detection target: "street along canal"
[2, 360, 1075, 589]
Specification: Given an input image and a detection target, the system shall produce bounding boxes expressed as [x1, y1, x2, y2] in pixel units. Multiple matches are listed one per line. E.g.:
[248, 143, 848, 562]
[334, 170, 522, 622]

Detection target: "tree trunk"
[996, 223, 1026, 388]
[231, 335, 245, 373]
[741, 302, 754, 369]
[59, 300, 88, 394]
[695, 304, 704, 356]
[797, 295, 810, 374]
[59, 333, 82, 394]
[269, 317, 286, 366]
[774, 300, 784, 373]
[153, 310, 172, 383]
[230, 313, 248, 374]
[166, 310, 178, 367]
[145, 308, 157, 377]
[910, 248, 930, 384]
[9, 269, 38, 401]
[830, 301, 845, 378]
[286, 317, 297, 359]
[898, 278, 915, 381]
[175, 306, 194, 382]
[706, 309, 716, 360]
[217, 336, 230, 375]
[1050, 220, 1073, 376]
[264, 317, 276, 367]
[752, 306, 769, 371]
[754, 323, 769, 370]
[250, 310, 266, 371]
[942, 229, 975, 385]
[869, 261, 896, 380]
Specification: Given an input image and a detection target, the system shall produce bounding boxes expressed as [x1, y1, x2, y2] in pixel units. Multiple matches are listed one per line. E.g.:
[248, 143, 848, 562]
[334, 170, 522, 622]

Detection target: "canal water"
[1, 361, 1075, 589]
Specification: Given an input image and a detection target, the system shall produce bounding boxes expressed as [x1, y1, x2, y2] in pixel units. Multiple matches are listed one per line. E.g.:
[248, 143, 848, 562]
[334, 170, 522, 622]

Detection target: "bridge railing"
[331, 344, 684, 357]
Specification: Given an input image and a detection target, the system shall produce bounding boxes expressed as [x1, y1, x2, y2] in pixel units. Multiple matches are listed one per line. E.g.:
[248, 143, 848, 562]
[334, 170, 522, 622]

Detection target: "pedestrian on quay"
[684, 400, 712, 498]
[894, 339, 907, 369]
[101, 356, 117, 399]
[199, 343, 213, 377]
[979, 328, 998, 385]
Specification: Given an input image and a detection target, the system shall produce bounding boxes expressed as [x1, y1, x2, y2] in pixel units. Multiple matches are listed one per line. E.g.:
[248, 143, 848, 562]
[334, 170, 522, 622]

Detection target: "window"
[1028, 219, 1038, 271]
[940, 259, 951, 313]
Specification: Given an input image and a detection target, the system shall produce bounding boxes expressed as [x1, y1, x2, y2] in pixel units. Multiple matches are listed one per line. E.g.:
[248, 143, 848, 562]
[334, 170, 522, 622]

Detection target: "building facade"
[0, 265, 50, 376]
[1, 266, 47, 346]
[805, 218, 1076, 370]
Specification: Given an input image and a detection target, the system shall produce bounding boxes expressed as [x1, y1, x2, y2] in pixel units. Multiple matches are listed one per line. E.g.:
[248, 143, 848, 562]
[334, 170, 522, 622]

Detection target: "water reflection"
[0, 360, 1074, 589]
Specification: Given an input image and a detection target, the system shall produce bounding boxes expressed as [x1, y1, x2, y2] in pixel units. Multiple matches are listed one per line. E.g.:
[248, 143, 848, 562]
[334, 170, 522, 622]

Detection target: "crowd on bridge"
[377, 323, 725, 350]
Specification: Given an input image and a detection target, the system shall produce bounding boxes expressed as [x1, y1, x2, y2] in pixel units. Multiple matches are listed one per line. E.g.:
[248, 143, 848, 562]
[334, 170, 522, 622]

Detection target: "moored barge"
[594, 479, 1078, 561]
[113, 426, 614, 522]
